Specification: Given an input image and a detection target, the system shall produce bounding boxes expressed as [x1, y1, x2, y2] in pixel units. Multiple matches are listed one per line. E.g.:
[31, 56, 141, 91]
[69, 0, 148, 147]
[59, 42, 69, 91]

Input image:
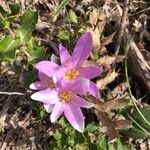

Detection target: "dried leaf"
[36, 19, 51, 31]
[87, 11, 106, 55]
[86, 93, 128, 113]
[103, 97, 129, 113]
[110, 82, 128, 98]
[89, 8, 99, 25]
[98, 32, 116, 55]
[96, 70, 119, 90]
[99, 46, 107, 55]
[97, 56, 115, 69]
[96, 12, 106, 37]
[96, 110, 119, 140]
[96, 55, 125, 69]
[87, 27, 101, 51]
[86, 94, 131, 140]
[101, 32, 116, 46]
[114, 120, 132, 130]
[100, 126, 108, 133]
[133, 20, 142, 32]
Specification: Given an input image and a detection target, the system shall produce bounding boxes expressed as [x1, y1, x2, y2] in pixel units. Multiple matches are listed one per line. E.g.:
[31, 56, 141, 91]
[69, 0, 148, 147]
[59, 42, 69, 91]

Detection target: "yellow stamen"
[65, 69, 79, 79]
[59, 91, 72, 102]
[47, 79, 55, 89]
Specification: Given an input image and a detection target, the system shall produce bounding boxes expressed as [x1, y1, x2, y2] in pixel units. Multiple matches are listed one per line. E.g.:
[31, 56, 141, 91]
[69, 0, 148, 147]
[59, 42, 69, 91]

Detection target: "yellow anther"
[47, 79, 55, 89]
[65, 69, 79, 79]
[59, 91, 72, 102]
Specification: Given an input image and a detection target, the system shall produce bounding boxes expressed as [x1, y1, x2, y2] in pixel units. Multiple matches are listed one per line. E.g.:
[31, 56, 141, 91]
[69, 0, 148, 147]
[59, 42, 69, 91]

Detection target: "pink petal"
[71, 95, 93, 108]
[29, 81, 48, 90]
[71, 79, 99, 97]
[64, 105, 84, 132]
[79, 66, 103, 79]
[36, 61, 64, 78]
[72, 32, 92, 67]
[30, 89, 59, 104]
[50, 102, 65, 122]
[29, 81, 41, 90]
[88, 80, 100, 98]
[67, 79, 86, 95]
[38, 71, 50, 81]
[59, 44, 72, 67]
[44, 104, 54, 113]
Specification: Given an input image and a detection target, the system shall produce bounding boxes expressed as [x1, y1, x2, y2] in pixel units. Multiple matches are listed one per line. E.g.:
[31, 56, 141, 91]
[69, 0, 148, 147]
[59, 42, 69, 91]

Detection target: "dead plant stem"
[124, 34, 150, 131]
[115, 0, 129, 56]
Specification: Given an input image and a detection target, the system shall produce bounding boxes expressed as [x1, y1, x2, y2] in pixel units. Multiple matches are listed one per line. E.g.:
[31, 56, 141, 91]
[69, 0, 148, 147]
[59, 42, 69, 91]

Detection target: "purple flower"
[30, 72, 56, 91]
[35, 32, 103, 97]
[30, 72, 56, 113]
[31, 79, 93, 132]
[30, 32, 103, 132]
[29, 56, 58, 113]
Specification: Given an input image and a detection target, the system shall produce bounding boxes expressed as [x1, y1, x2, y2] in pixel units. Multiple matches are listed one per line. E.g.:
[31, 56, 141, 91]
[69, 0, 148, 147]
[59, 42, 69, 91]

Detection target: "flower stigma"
[59, 91, 72, 102]
[65, 69, 79, 79]
[47, 79, 55, 89]
[66, 62, 72, 68]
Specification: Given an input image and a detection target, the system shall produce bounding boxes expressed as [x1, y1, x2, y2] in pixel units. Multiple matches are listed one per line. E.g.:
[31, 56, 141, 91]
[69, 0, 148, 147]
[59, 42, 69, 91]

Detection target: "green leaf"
[86, 123, 99, 132]
[27, 37, 47, 64]
[0, 4, 20, 18]
[39, 107, 46, 119]
[78, 25, 86, 33]
[59, 117, 68, 128]
[8, 3, 20, 16]
[0, 3, 20, 30]
[108, 143, 115, 150]
[89, 143, 97, 150]
[96, 136, 107, 150]
[69, 10, 78, 24]
[117, 140, 124, 150]
[3, 19, 10, 29]
[131, 106, 150, 131]
[0, 6, 9, 18]
[53, 131, 62, 148]
[57, 31, 70, 41]
[35, 105, 46, 121]
[22, 65, 37, 87]
[116, 140, 136, 150]
[53, 131, 62, 140]
[18, 9, 38, 43]
[130, 144, 136, 150]
[122, 106, 150, 139]
[74, 131, 85, 145]
[0, 36, 20, 59]
[0, 19, 4, 30]
[123, 128, 147, 139]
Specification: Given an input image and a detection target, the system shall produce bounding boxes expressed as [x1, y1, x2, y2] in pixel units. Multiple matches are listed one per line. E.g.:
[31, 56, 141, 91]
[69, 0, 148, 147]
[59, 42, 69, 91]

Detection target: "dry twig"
[0, 92, 24, 95]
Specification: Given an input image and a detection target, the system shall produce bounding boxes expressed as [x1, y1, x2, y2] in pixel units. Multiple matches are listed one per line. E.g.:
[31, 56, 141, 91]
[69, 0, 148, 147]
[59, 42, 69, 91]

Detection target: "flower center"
[59, 91, 72, 102]
[65, 69, 79, 79]
[47, 79, 55, 89]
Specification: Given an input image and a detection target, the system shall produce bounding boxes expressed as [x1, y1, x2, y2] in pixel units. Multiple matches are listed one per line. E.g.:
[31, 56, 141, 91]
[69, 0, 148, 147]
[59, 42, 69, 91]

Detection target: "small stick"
[0, 92, 24, 95]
